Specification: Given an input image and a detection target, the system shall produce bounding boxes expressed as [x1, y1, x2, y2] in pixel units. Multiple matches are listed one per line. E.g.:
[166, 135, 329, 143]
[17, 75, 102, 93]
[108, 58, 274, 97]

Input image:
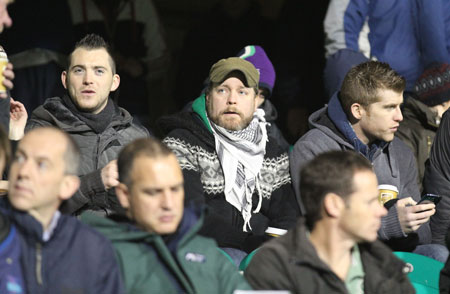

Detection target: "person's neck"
[29, 207, 58, 231]
[309, 221, 355, 280]
[350, 122, 370, 145]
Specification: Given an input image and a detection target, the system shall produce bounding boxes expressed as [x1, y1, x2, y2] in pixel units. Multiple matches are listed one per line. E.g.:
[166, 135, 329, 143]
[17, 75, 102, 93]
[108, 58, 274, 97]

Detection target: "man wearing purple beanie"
[237, 45, 290, 151]
[421, 63, 450, 246]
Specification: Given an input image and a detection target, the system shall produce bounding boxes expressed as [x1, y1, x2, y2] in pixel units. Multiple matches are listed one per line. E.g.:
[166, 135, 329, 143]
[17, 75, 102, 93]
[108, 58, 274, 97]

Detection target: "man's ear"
[323, 193, 345, 218]
[61, 71, 68, 89]
[59, 175, 80, 201]
[350, 103, 365, 120]
[110, 74, 120, 91]
[115, 183, 130, 211]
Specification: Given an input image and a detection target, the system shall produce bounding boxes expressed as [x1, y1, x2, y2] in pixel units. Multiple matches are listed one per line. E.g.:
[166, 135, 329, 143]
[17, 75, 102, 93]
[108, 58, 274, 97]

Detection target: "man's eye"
[171, 185, 182, 193]
[37, 161, 47, 170]
[96, 69, 105, 75]
[13, 154, 25, 163]
[73, 68, 83, 74]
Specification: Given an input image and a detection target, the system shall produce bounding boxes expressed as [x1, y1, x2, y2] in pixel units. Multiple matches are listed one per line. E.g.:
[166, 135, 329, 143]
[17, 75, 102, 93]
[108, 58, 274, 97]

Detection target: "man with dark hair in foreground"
[245, 151, 414, 293]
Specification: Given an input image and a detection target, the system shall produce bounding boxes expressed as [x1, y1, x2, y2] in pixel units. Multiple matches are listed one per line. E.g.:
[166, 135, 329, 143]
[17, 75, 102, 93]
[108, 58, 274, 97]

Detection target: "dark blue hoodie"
[0, 198, 125, 294]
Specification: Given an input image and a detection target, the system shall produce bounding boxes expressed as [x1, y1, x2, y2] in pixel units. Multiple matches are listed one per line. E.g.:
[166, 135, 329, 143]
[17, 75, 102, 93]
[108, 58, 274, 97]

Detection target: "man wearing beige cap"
[160, 57, 299, 265]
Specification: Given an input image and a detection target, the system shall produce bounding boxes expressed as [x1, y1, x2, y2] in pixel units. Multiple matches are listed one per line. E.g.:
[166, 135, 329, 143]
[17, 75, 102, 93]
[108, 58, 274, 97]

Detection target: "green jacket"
[81, 208, 251, 294]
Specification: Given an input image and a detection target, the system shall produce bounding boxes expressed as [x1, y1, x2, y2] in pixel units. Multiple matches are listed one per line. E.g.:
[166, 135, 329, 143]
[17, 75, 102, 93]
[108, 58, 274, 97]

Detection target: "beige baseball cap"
[209, 57, 259, 88]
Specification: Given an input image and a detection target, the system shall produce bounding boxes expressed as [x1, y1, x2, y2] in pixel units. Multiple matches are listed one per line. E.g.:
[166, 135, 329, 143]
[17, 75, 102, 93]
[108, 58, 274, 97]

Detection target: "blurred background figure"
[397, 63, 450, 191]
[0, 0, 74, 113]
[67, 0, 170, 128]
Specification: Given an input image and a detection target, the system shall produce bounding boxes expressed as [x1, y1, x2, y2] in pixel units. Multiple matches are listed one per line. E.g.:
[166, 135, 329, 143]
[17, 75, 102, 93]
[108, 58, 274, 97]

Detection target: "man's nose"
[3, 11, 12, 28]
[161, 192, 174, 209]
[226, 90, 238, 104]
[83, 70, 92, 84]
[394, 106, 403, 122]
[16, 160, 32, 178]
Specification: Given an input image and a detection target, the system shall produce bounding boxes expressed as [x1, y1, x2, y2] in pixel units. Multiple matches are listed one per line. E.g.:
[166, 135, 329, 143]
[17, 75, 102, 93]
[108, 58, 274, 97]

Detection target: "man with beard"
[160, 57, 299, 265]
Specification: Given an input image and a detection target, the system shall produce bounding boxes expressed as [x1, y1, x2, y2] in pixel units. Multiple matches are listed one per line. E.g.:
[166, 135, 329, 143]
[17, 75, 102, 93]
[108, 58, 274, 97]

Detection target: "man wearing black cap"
[397, 63, 450, 191]
[160, 57, 299, 265]
[422, 64, 450, 246]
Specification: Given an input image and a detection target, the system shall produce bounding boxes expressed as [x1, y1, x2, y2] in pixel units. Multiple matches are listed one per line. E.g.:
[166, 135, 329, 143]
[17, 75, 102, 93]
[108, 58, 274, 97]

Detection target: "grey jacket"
[25, 96, 149, 214]
[290, 94, 430, 248]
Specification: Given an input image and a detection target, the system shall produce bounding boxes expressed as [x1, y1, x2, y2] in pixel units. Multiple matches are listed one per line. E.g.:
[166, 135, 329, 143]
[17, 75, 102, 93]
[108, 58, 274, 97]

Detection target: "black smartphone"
[417, 193, 442, 205]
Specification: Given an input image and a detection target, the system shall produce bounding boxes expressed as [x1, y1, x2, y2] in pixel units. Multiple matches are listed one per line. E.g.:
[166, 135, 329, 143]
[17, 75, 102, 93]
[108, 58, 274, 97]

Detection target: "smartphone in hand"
[417, 193, 442, 205]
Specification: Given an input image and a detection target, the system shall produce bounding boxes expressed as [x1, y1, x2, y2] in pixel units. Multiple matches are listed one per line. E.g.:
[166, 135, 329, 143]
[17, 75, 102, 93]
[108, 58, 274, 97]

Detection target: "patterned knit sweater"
[159, 97, 299, 252]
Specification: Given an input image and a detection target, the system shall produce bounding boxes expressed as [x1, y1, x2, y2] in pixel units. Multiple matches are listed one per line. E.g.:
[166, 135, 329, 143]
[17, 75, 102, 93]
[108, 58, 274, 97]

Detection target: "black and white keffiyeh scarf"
[208, 108, 268, 232]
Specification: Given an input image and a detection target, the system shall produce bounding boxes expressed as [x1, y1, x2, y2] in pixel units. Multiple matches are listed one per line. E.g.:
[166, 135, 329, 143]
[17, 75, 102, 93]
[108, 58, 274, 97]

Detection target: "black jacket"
[245, 218, 415, 293]
[423, 111, 450, 245]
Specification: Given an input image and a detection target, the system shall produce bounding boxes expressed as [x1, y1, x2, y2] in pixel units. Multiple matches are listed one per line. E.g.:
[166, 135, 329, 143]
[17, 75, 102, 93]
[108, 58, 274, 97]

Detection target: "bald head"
[8, 127, 81, 228]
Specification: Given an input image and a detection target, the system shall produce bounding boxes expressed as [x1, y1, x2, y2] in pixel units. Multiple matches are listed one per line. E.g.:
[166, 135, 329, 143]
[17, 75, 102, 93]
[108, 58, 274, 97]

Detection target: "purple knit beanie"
[237, 45, 276, 97]
[414, 63, 450, 106]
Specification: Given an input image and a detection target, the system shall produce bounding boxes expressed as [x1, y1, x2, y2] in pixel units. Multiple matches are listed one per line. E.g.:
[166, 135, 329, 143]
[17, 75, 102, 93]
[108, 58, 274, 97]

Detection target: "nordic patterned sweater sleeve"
[163, 135, 205, 207]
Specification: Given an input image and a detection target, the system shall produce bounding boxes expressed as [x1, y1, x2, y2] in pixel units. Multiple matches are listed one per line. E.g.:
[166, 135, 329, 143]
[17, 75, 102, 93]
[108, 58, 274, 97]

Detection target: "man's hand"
[0, 62, 14, 99]
[397, 197, 435, 234]
[101, 160, 119, 190]
[9, 98, 27, 140]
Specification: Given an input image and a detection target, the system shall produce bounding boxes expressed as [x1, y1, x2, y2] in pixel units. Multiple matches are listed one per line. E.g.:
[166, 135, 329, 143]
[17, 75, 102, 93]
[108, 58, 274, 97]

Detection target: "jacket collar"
[289, 218, 408, 290]
[30, 96, 133, 132]
[327, 93, 387, 161]
[192, 94, 213, 133]
[0, 198, 62, 243]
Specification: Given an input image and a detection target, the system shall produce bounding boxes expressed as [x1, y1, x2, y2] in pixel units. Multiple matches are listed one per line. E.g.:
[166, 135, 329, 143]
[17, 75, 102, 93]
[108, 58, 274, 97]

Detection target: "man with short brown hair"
[290, 61, 447, 261]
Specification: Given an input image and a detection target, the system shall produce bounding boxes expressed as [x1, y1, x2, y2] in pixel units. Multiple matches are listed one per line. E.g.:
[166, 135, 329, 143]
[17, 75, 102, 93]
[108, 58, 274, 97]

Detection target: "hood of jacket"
[310, 92, 388, 161]
[28, 96, 134, 132]
[157, 95, 216, 148]
[308, 93, 400, 179]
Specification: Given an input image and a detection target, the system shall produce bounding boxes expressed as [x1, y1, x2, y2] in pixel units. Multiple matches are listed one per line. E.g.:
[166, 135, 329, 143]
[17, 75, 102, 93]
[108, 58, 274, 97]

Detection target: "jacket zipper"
[36, 242, 43, 285]
[95, 135, 101, 169]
